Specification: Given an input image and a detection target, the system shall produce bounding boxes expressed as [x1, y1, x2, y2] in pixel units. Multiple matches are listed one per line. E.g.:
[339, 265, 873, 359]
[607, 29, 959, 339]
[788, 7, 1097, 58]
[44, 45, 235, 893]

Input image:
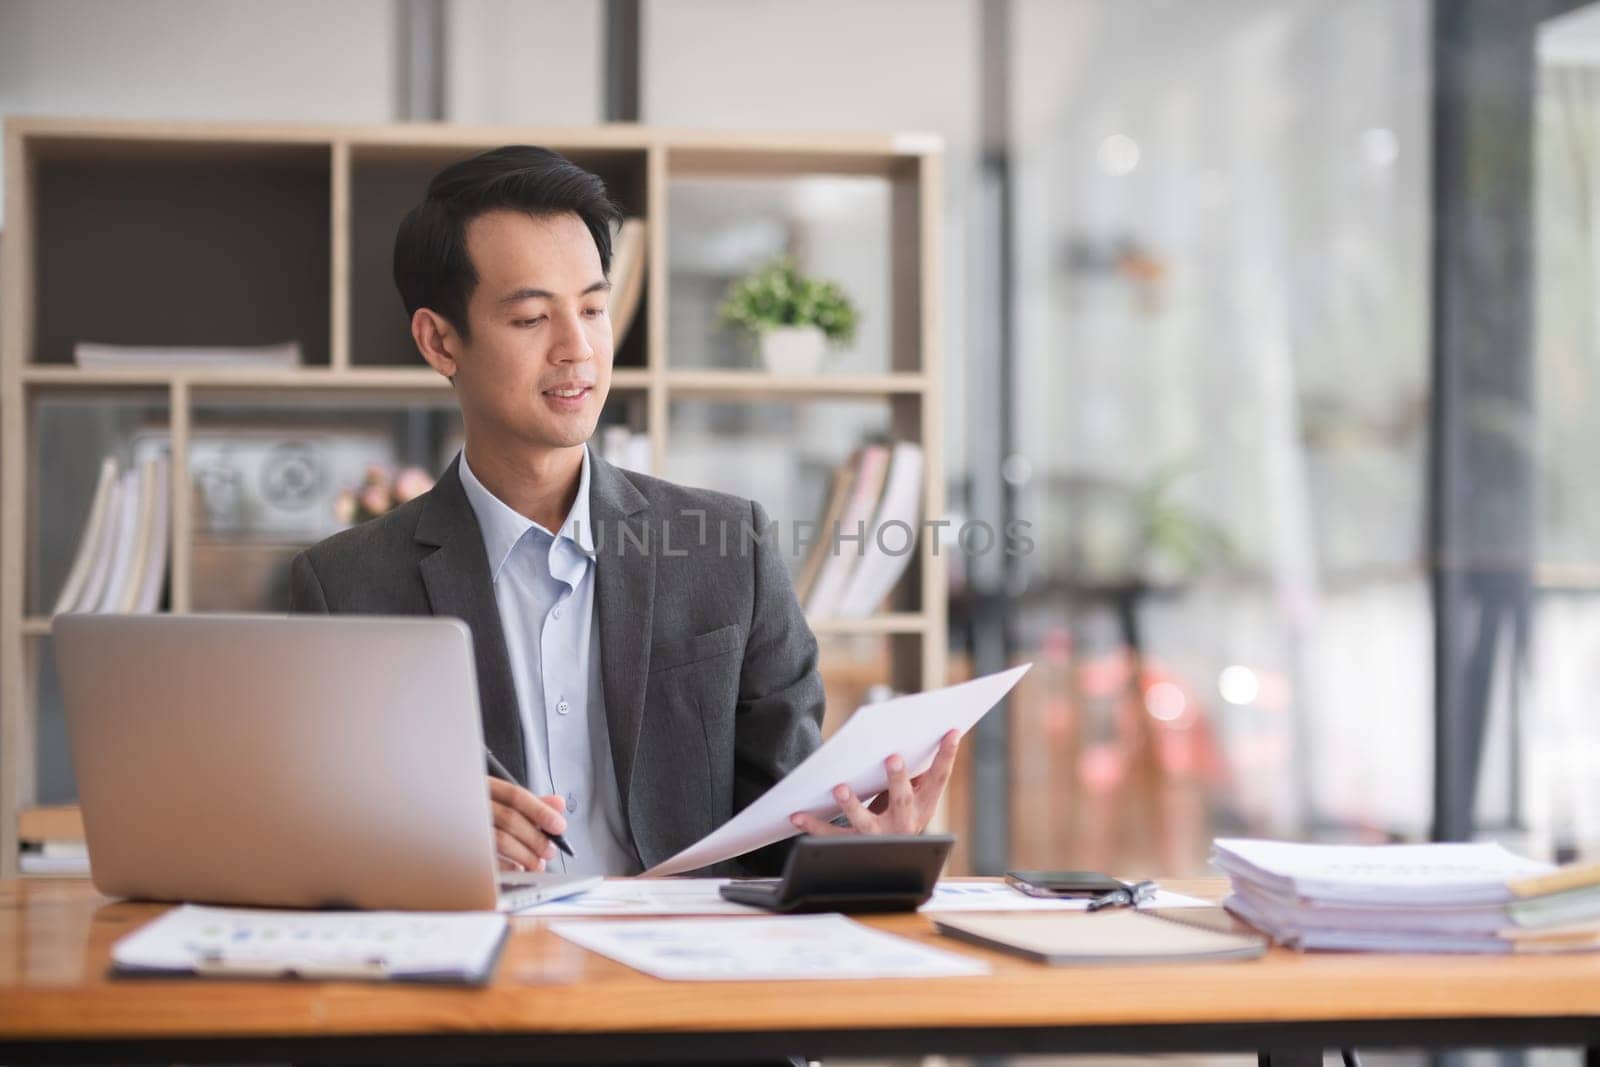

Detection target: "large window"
[1532, 2, 1600, 856]
[1003, 0, 1431, 873]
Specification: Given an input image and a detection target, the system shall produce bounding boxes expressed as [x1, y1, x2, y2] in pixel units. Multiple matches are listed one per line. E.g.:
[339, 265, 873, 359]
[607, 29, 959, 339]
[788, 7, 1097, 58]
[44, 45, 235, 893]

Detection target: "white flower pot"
[759, 325, 827, 376]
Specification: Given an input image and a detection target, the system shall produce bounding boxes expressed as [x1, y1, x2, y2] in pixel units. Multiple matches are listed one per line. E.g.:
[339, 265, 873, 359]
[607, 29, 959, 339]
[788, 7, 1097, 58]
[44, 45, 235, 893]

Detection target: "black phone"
[1004, 869, 1126, 899]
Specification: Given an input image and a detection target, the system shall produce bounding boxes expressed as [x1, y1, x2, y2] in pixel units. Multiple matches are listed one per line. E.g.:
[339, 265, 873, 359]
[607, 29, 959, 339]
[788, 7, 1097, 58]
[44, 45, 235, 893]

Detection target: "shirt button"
[565, 792, 579, 814]
[556, 700, 570, 716]
[552, 608, 562, 620]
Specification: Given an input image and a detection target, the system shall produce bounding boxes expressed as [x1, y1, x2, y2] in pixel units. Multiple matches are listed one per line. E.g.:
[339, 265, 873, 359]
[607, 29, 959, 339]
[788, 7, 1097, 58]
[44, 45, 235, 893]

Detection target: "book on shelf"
[802, 441, 923, 620]
[794, 461, 856, 605]
[52, 451, 170, 617]
[94, 461, 148, 612]
[51, 457, 118, 615]
[131, 457, 171, 613]
[73, 340, 302, 370]
[609, 218, 648, 346]
[71, 471, 124, 615]
[836, 440, 924, 618]
[804, 443, 892, 619]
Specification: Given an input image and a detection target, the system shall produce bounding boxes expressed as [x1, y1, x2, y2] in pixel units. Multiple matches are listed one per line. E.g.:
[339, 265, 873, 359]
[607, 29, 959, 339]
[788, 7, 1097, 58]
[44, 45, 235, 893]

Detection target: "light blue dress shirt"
[458, 447, 640, 876]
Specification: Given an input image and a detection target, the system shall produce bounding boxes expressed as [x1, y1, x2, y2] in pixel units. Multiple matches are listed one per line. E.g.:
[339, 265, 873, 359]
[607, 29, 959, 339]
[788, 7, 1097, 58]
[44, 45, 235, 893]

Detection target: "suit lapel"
[415, 458, 528, 784]
[588, 454, 654, 815]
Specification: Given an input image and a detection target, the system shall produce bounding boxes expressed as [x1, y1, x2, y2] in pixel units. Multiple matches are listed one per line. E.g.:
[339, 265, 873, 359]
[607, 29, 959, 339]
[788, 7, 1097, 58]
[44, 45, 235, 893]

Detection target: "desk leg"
[1261, 1049, 1324, 1067]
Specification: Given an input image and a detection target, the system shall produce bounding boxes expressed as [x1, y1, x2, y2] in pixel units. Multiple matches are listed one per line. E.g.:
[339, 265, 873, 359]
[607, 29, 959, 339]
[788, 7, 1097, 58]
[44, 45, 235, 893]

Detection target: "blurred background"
[4, 0, 1600, 900]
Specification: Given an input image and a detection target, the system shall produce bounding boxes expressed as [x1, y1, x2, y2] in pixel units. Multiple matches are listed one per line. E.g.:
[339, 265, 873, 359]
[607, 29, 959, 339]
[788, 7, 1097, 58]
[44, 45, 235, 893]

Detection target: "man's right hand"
[487, 777, 567, 872]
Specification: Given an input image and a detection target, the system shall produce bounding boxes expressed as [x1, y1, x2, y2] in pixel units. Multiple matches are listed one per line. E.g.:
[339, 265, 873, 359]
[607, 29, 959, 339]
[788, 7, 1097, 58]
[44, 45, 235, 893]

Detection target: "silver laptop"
[53, 613, 598, 912]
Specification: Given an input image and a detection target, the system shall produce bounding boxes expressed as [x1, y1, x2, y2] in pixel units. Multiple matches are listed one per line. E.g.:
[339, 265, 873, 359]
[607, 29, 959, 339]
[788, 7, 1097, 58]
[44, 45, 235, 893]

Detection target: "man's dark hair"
[393, 145, 623, 340]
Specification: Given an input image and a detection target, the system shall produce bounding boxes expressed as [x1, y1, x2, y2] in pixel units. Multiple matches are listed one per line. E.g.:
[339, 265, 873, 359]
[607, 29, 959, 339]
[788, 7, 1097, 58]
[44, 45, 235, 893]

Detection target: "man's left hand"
[789, 729, 961, 836]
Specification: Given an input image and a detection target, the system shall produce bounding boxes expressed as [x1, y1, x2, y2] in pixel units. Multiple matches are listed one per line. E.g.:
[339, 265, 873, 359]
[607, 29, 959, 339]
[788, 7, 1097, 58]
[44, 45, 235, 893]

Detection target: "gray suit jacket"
[288, 452, 824, 874]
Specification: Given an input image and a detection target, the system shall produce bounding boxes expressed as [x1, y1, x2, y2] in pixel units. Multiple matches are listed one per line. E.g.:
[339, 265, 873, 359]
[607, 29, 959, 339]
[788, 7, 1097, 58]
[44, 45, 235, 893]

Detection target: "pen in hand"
[485, 748, 575, 859]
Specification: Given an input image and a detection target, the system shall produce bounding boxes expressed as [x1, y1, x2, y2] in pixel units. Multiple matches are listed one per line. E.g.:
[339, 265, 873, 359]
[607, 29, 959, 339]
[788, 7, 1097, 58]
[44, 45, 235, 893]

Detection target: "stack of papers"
[1215, 838, 1600, 954]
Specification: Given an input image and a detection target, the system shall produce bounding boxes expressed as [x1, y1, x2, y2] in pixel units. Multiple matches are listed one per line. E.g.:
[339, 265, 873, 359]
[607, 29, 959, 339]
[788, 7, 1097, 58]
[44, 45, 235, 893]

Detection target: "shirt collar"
[457, 446, 595, 581]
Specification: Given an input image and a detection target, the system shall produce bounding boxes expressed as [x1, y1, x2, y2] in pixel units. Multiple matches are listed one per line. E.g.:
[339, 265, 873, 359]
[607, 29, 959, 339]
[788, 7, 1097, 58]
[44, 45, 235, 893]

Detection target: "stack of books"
[53, 452, 170, 616]
[1215, 837, 1600, 954]
[796, 440, 924, 620]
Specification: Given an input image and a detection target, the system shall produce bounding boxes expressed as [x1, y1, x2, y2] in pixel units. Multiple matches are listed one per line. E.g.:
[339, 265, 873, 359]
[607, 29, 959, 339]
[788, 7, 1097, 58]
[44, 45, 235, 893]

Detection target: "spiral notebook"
[932, 907, 1267, 965]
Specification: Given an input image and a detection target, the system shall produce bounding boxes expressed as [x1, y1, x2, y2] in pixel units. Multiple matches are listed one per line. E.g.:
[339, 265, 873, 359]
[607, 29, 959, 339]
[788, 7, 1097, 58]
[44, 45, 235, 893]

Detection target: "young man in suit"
[290, 146, 959, 876]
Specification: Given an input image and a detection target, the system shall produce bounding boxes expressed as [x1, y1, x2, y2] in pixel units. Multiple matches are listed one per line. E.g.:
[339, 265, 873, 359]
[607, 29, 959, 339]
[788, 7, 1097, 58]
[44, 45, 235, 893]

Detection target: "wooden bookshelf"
[0, 117, 946, 876]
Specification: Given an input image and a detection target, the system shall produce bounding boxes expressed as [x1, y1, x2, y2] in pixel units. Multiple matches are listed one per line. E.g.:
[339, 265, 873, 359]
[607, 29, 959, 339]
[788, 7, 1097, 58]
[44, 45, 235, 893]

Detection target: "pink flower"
[393, 466, 434, 503]
[360, 484, 392, 516]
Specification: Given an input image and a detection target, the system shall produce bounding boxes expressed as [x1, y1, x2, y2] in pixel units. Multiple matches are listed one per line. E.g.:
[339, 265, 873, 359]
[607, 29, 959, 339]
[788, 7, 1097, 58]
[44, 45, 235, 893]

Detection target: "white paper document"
[645, 664, 1032, 876]
[551, 914, 989, 980]
[112, 904, 508, 983]
[519, 877, 1213, 916]
[520, 878, 761, 916]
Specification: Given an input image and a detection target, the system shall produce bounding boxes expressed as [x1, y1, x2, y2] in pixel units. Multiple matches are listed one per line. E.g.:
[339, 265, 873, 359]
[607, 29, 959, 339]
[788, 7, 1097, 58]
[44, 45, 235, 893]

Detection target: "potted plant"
[718, 257, 859, 375]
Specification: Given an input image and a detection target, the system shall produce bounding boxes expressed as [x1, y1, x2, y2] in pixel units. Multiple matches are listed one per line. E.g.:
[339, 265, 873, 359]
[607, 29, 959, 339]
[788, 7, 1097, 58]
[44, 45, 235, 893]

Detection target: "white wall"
[445, 0, 602, 125]
[0, 0, 398, 224]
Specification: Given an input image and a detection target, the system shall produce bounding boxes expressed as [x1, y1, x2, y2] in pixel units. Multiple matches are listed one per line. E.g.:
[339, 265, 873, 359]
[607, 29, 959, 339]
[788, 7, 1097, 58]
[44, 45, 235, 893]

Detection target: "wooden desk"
[3, 878, 1599, 1064]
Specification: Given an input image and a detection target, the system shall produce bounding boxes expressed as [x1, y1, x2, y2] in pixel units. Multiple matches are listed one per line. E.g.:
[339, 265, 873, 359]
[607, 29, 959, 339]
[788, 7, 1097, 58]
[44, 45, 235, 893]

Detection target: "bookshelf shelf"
[0, 117, 946, 876]
[664, 371, 928, 398]
[22, 366, 655, 391]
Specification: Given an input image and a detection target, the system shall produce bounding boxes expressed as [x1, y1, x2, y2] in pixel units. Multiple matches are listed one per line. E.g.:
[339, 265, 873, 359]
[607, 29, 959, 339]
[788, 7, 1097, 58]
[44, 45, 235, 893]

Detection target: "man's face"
[451, 210, 613, 452]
